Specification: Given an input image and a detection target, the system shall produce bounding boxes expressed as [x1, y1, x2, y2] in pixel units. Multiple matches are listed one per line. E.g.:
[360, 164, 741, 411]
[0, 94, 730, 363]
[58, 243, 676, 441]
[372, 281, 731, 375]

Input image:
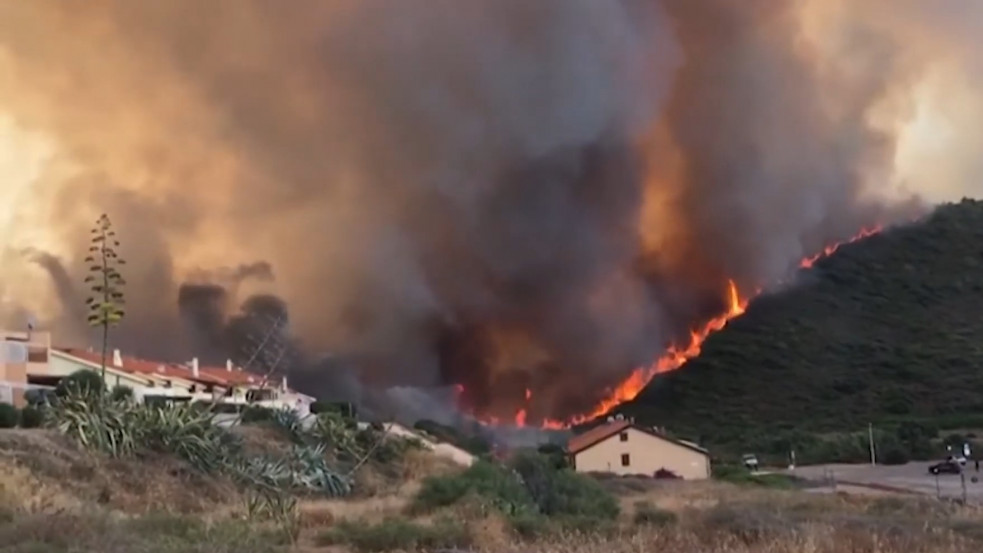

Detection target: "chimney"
[281, 376, 288, 392]
[226, 359, 233, 372]
[191, 357, 199, 378]
[112, 348, 123, 368]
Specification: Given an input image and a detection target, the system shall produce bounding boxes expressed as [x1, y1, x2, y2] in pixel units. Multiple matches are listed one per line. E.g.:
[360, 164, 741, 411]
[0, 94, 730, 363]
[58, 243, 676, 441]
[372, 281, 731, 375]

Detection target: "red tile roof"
[567, 420, 708, 456]
[568, 420, 631, 454]
[57, 348, 242, 387]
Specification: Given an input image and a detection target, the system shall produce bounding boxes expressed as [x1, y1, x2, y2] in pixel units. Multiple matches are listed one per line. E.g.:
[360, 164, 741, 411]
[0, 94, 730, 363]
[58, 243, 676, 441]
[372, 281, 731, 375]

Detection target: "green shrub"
[506, 511, 551, 540]
[413, 453, 621, 526]
[19, 405, 43, 428]
[241, 405, 275, 424]
[538, 469, 620, 519]
[110, 385, 134, 403]
[633, 500, 677, 527]
[412, 459, 534, 515]
[56, 369, 105, 399]
[319, 517, 471, 552]
[310, 401, 357, 419]
[0, 403, 18, 428]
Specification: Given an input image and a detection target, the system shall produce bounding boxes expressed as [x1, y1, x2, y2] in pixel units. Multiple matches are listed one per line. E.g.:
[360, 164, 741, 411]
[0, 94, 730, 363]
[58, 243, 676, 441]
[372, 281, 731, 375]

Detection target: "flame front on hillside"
[467, 226, 884, 430]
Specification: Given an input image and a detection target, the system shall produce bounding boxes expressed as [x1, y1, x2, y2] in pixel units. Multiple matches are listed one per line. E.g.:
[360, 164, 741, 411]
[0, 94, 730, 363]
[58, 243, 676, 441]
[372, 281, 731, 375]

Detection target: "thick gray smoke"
[0, 0, 943, 423]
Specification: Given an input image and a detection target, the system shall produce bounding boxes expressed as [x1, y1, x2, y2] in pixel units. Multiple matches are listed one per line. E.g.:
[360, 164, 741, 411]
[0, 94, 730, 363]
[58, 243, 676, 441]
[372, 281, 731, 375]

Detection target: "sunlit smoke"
[0, 0, 978, 424]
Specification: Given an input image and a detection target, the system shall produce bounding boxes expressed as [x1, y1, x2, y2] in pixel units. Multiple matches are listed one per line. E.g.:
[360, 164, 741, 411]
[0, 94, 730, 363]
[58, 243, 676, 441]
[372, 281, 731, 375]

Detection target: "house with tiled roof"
[9, 332, 315, 415]
[567, 416, 710, 480]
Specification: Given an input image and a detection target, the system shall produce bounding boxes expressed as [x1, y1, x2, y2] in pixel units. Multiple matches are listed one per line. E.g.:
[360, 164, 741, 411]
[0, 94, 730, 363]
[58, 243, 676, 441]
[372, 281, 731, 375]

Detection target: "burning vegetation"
[0, 0, 964, 427]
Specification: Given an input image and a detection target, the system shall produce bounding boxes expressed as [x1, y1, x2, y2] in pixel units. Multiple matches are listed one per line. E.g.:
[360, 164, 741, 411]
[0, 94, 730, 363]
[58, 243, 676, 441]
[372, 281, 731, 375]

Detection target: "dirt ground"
[787, 461, 983, 502]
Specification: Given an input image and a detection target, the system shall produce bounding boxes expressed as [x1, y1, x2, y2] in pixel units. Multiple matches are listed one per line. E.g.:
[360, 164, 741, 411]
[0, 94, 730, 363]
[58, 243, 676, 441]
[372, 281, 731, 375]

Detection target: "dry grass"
[4, 428, 983, 553]
[315, 478, 983, 553]
[0, 429, 239, 515]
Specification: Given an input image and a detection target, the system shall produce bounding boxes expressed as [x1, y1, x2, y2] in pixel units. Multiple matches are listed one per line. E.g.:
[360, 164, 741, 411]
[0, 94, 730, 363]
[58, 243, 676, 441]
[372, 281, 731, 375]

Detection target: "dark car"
[929, 460, 962, 475]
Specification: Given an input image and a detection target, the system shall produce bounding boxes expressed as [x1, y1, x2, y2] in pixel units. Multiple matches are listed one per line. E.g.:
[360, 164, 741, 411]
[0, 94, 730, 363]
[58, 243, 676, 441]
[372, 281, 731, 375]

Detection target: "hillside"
[620, 199, 983, 454]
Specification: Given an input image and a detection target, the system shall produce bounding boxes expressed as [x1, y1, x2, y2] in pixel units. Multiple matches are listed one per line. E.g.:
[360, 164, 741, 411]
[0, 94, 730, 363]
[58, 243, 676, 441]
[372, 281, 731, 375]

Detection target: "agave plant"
[271, 407, 305, 444]
[310, 412, 361, 460]
[46, 392, 137, 457]
[49, 389, 353, 502]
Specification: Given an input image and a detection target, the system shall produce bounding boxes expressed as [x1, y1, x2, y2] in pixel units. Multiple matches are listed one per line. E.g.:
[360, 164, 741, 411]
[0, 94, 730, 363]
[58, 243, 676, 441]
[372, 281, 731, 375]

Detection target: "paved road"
[786, 462, 983, 501]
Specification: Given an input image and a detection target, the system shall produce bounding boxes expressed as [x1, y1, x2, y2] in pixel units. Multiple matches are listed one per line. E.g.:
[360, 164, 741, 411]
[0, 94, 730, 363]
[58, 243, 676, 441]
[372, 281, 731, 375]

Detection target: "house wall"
[48, 352, 159, 400]
[572, 427, 710, 480]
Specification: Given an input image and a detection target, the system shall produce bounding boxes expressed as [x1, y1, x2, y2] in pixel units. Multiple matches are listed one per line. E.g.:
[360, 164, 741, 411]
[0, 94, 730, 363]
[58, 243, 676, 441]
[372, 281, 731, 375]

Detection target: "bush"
[412, 459, 533, 515]
[319, 517, 471, 552]
[24, 388, 56, 406]
[19, 405, 43, 428]
[56, 369, 105, 399]
[0, 404, 18, 428]
[535, 467, 620, 518]
[413, 452, 621, 529]
[310, 401, 357, 419]
[241, 405, 275, 424]
[506, 511, 551, 540]
[633, 500, 677, 527]
[110, 385, 134, 403]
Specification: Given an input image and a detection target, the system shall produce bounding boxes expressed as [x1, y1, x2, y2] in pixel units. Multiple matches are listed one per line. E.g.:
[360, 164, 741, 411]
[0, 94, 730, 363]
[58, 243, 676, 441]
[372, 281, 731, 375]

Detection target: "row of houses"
[0, 329, 314, 414]
[0, 329, 711, 479]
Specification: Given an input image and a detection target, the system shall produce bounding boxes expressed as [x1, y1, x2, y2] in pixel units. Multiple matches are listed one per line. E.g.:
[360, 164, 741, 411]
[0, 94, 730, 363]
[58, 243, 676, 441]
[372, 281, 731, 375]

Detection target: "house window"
[619, 432, 628, 442]
[621, 454, 630, 467]
[27, 348, 48, 363]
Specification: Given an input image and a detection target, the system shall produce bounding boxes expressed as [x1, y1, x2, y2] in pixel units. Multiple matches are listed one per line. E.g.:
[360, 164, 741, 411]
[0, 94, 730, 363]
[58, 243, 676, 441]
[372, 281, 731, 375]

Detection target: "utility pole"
[868, 422, 877, 466]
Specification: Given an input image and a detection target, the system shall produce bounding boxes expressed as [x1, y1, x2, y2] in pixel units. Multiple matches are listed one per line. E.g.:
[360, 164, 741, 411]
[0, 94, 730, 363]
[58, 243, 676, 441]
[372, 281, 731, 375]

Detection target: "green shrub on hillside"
[412, 452, 621, 539]
[19, 405, 43, 428]
[511, 451, 618, 518]
[110, 385, 134, 403]
[412, 459, 533, 515]
[0, 404, 18, 428]
[240, 405, 275, 424]
[56, 370, 105, 399]
[618, 200, 983, 447]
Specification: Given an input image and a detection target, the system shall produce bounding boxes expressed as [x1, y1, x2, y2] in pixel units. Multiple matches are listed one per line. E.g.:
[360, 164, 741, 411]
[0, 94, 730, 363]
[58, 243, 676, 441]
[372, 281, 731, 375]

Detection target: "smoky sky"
[0, 0, 960, 422]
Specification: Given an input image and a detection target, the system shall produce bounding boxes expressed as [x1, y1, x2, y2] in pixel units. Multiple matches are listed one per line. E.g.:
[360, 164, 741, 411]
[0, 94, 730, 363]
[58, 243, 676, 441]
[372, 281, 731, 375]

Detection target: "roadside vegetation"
[620, 199, 983, 463]
[2, 391, 983, 552]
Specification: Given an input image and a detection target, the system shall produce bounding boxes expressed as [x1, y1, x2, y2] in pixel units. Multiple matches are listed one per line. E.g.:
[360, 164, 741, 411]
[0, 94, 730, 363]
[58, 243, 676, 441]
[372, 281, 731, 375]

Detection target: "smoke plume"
[0, 0, 975, 422]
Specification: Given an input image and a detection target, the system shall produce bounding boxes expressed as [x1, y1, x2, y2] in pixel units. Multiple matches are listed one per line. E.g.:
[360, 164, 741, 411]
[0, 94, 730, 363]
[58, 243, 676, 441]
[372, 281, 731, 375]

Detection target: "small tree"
[84, 214, 126, 385]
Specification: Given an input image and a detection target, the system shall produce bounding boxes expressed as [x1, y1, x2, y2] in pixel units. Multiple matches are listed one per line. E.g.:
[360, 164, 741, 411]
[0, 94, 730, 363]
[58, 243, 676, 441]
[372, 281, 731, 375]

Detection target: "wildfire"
[539, 279, 747, 429]
[466, 226, 883, 430]
[799, 226, 881, 269]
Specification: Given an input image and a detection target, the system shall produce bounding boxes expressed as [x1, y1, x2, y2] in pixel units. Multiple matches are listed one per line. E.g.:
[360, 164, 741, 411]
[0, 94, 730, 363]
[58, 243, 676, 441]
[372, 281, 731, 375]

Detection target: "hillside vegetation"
[621, 199, 983, 461]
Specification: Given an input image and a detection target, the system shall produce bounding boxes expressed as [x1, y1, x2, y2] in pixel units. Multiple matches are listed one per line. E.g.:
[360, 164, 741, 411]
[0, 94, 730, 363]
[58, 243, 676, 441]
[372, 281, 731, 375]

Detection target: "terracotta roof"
[58, 348, 228, 387]
[199, 365, 273, 387]
[567, 420, 708, 456]
[568, 420, 631, 454]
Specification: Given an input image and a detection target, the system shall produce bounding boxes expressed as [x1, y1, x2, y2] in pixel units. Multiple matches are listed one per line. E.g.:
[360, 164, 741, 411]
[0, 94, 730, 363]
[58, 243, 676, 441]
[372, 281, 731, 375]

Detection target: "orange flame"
[799, 226, 881, 269]
[513, 388, 534, 427]
[466, 227, 883, 430]
[541, 279, 747, 429]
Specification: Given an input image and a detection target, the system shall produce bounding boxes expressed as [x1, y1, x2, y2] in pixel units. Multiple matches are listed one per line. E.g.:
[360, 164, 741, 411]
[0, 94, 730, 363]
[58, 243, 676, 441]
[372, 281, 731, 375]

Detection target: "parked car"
[742, 453, 759, 472]
[948, 454, 968, 466]
[929, 460, 962, 475]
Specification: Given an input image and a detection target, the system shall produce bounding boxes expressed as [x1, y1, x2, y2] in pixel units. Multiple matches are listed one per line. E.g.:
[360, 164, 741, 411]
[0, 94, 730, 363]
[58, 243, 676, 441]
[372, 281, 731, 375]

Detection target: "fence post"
[962, 472, 968, 503]
[936, 473, 941, 499]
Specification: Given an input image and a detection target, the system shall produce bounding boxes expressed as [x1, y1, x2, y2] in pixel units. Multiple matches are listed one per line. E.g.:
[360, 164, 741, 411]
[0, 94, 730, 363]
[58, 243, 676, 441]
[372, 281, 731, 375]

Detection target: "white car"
[948, 454, 967, 466]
